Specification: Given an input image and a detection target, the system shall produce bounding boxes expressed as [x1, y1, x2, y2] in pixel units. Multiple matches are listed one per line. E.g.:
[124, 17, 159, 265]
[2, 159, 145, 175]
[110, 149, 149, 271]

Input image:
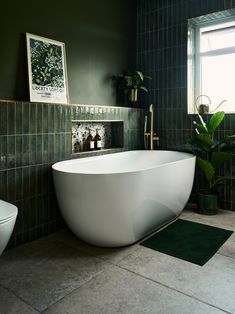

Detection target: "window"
[188, 14, 235, 114]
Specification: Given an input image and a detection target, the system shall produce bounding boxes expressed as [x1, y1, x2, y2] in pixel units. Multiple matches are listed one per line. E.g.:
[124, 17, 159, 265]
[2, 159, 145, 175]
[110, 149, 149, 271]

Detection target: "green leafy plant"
[112, 70, 152, 93]
[186, 111, 235, 195]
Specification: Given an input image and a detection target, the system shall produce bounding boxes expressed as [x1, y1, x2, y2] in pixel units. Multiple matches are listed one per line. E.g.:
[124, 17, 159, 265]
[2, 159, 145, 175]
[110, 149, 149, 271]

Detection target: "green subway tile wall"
[0, 101, 145, 248]
[137, 0, 235, 210]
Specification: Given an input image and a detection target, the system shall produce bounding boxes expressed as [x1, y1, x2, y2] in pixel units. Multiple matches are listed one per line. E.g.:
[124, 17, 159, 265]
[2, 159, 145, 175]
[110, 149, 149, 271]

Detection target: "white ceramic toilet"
[0, 200, 18, 256]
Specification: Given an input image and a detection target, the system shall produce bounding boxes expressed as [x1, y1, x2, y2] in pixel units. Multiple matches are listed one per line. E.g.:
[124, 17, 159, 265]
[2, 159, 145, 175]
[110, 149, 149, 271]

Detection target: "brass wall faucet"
[144, 104, 159, 150]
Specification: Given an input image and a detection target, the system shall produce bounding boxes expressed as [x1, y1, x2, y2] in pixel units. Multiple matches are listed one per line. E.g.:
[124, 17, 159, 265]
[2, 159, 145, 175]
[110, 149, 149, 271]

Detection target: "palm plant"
[113, 70, 152, 92]
[186, 111, 235, 195]
[112, 70, 152, 103]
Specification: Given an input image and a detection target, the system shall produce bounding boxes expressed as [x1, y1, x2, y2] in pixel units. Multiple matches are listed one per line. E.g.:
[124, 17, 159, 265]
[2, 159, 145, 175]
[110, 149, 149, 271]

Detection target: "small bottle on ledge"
[86, 130, 94, 151]
[94, 129, 102, 150]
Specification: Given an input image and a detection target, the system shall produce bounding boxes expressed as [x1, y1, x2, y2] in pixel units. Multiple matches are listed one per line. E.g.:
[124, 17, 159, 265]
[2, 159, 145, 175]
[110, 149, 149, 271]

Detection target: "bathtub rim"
[52, 150, 196, 175]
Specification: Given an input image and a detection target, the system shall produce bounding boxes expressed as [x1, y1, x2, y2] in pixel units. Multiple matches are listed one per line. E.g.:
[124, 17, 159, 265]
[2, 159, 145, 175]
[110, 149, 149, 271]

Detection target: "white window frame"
[188, 16, 235, 114]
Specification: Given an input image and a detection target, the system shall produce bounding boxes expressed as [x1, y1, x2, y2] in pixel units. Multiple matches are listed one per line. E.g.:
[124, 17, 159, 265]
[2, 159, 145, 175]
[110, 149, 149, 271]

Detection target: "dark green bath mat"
[141, 219, 233, 266]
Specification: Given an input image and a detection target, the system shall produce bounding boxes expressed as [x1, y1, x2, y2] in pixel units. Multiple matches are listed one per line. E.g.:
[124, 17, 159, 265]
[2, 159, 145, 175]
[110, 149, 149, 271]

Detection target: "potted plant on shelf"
[186, 111, 235, 215]
[112, 70, 152, 103]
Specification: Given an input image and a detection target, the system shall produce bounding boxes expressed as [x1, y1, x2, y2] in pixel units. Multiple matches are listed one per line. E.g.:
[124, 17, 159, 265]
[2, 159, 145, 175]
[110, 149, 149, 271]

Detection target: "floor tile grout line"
[1, 237, 110, 313]
[1, 258, 232, 314]
[40, 232, 235, 312]
[0, 282, 41, 313]
[53, 235, 141, 266]
[180, 216, 235, 229]
[115, 264, 233, 314]
[40, 268, 108, 313]
[55, 225, 235, 265]
[1, 213, 234, 314]
[48, 227, 235, 264]
[216, 251, 235, 260]
[38, 268, 107, 312]
[19, 232, 137, 268]
[97, 246, 141, 266]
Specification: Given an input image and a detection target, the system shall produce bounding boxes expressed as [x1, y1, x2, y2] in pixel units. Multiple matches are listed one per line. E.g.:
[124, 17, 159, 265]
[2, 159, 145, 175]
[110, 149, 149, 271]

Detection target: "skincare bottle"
[94, 129, 102, 150]
[73, 140, 80, 152]
[86, 130, 94, 151]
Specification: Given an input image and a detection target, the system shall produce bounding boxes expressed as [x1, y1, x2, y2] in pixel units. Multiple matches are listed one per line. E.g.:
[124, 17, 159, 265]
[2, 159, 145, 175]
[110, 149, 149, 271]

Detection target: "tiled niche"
[71, 120, 124, 154]
[0, 100, 145, 248]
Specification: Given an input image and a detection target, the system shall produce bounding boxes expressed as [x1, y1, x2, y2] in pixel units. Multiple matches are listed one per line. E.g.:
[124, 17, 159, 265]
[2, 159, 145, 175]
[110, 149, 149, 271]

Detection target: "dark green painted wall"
[0, 0, 136, 105]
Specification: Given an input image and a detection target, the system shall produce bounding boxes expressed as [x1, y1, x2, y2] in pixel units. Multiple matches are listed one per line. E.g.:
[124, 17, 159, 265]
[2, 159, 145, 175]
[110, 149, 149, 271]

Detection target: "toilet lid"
[0, 200, 18, 223]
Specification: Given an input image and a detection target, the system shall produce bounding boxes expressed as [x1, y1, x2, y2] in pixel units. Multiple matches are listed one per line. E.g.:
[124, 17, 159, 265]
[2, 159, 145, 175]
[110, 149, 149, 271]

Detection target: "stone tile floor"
[0, 208, 234, 314]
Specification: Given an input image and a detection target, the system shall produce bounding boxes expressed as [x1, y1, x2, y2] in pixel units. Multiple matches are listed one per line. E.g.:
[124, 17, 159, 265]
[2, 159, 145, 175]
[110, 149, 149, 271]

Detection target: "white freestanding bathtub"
[52, 151, 196, 247]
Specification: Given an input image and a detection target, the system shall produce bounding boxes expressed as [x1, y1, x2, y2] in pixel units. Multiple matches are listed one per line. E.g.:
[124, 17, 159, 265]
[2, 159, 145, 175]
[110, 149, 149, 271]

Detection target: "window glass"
[201, 53, 235, 111]
[201, 23, 235, 52]
[187, 14, 235, 114]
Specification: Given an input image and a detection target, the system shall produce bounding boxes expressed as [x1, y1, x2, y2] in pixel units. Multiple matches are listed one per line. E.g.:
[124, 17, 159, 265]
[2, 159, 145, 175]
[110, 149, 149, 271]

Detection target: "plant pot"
[129, 89, 138, 102]
[197, 192, 218, 215]
[198, 104, 209, 115]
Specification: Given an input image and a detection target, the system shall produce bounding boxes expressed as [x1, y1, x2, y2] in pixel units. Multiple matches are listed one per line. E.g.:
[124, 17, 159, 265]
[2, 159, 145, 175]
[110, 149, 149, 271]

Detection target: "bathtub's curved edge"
[75, 214, 180, 248]
[52, 150, 196, 175]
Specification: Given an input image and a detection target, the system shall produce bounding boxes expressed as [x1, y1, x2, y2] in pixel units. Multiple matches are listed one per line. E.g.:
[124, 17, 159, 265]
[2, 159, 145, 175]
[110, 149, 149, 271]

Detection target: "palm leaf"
[223, 135, 235, 150]
[225, 135, 235, 141]
[140, 86, 148, 92]
[211, 152, 232, 168]
[216, 135, 235, 151]
[185, 140, 206, 155]
[196, 157, 215, 183]
[136, 71, 144, 81]
[124, 75, 132, 87]
[207, 111, 224, 133]
[198, 114, 208, 133]
[185, 143, 194, 153]
[194, 134, 214, 152]
[210, 176, 235, 192]
[193, 121, 208, 134]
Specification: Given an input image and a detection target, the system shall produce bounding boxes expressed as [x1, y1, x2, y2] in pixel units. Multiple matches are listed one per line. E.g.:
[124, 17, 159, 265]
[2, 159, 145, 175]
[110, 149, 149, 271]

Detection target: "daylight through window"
[188, 16, 235, 113]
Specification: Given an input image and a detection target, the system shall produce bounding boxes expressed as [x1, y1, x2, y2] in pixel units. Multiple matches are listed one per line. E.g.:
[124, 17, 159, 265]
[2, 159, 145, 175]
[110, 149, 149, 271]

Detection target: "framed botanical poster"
[26, 33, 69, 104]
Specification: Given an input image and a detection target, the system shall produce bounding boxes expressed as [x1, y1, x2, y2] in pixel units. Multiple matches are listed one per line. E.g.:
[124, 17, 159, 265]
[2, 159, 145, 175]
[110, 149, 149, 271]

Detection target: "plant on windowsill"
[112, 70, 152, 103]
[185, 111, 235, 215]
